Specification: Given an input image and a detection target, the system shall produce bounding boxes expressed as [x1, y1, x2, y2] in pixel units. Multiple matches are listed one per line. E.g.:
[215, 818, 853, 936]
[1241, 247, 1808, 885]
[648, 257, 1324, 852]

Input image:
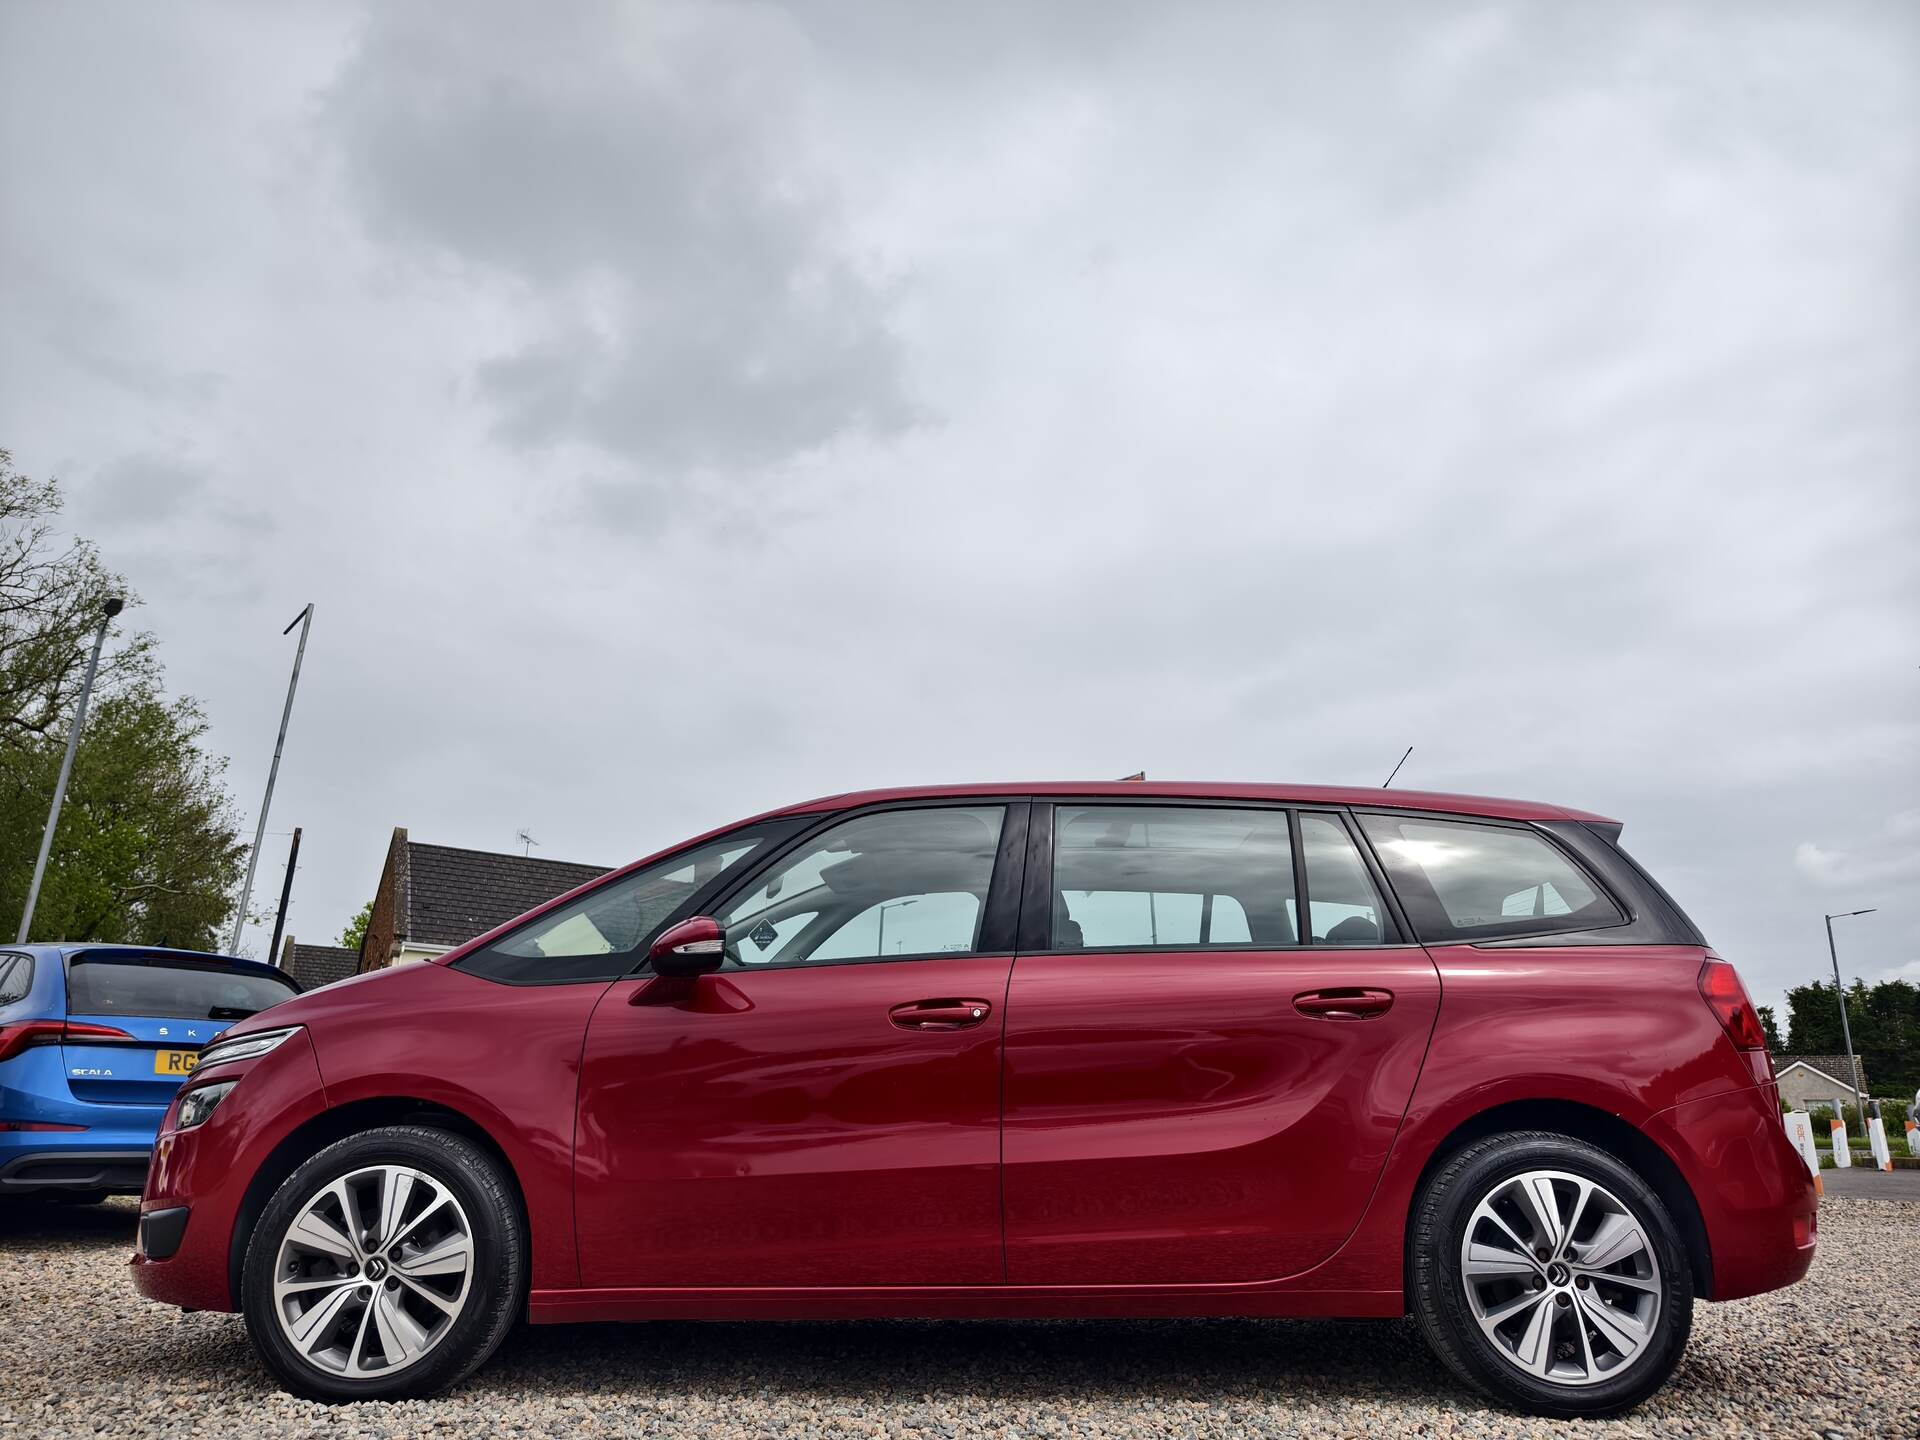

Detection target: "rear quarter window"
[66, 957, 298, 1020]
[1357, 814, 1623, 943]
[0, 952, 32, 1005]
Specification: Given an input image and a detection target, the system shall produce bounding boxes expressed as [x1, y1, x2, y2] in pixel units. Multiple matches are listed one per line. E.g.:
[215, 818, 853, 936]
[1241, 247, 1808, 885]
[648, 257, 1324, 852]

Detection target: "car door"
[1001, 803, 1441, 1286]
[574, 801, 1027, 1289]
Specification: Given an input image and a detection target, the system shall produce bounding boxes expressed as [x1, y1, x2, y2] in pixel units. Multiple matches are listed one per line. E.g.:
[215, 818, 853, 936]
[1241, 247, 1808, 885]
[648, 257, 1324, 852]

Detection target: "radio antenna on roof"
[516, 829, 540, 857]
[1382, 746, 1413, 788]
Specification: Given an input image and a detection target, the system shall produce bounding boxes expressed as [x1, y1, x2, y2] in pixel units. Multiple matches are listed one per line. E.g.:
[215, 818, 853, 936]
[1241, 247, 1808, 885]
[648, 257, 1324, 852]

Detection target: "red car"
[132, 782, 1814, 1416]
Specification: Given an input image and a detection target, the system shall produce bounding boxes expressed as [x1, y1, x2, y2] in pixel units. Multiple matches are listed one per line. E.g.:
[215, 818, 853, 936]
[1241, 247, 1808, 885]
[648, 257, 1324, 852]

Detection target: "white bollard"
[1784, 1111, 1822, 1192]
[1866, 1104, 1893, 1173]
[1905, 1115, 1918, 1159]
[1828, 1114, 1852, 1168]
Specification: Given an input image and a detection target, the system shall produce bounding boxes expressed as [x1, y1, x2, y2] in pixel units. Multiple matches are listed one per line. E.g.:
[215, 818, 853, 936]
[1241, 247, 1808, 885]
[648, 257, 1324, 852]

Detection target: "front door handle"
[1294, 988, 1394, 1020]
[889, 998, 993, 1031]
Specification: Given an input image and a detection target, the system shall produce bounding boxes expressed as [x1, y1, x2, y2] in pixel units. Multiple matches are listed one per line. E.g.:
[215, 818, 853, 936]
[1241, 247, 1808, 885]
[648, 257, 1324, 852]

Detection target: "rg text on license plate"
[153, 1049, 198, 1075]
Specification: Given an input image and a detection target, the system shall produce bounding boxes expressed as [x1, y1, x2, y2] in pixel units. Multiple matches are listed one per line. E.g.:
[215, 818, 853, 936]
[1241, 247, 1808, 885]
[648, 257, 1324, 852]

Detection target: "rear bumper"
[0, 1146, 150, 1193]
[1647, 1085, 1819, 1301]
[2, 1050, 167, 1192]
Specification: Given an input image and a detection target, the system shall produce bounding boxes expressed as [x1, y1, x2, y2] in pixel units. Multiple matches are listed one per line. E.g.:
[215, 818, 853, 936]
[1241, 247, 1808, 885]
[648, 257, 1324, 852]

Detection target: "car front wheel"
[241, 1125, 524, 1401]
[1409, 1130, 1694, 1418]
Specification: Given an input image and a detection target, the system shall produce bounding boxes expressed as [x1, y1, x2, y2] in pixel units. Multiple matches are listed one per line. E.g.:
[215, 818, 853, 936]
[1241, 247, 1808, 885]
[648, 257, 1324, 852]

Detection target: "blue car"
[0, 944, 300, 1199]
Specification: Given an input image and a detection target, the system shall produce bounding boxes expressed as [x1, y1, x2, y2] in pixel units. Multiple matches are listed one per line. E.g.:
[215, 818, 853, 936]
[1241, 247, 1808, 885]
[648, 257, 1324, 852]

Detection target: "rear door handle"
[889, 998, 993, 1031]
[1294, 988, 1394, 1020]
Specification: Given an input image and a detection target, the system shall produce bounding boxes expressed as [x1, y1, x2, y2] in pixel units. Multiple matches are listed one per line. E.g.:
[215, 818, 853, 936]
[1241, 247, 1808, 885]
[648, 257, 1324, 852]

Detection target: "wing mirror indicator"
[649, 916, 727, 977]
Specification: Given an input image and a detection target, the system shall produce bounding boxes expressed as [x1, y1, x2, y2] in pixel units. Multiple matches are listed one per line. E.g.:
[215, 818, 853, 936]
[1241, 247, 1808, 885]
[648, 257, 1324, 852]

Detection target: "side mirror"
[648, 916, 727, 977]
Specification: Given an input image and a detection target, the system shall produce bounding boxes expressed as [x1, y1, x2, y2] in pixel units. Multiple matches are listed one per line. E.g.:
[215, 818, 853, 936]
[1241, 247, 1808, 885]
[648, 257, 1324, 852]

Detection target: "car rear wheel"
[1409, 1131, 1693, 1418]
[241, 1125, 524, 1401]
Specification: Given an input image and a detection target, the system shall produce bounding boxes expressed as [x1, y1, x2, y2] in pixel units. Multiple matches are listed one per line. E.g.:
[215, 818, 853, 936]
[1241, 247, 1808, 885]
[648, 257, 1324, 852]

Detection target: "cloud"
[0, 0, 1914, 1024]
[1795, 812, 1920, 892]
[321, 0, 917, 485]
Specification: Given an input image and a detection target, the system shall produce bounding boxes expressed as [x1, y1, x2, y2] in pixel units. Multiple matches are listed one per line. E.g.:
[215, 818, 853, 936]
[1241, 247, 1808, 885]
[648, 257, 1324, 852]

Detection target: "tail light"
[1699, 959, 1775, 1088]
[0, 1019, 136, 1063]
[1698, 959, 1765, 1048]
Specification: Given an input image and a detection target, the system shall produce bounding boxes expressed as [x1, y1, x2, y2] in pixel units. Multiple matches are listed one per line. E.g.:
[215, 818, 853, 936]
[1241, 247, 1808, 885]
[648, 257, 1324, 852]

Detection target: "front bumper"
[1647, 1084, 1819, 1301]
[129, 1029, 327, 1314]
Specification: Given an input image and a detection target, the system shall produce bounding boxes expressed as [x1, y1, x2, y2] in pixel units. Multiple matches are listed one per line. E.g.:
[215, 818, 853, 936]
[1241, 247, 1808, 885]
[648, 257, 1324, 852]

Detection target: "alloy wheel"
[270, 1163, 476, 1378]
[1458, 1168, 1662, 1387]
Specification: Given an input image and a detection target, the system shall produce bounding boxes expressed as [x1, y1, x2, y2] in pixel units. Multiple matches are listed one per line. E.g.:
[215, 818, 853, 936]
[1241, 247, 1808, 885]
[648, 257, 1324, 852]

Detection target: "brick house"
[354, 827, 610, 972]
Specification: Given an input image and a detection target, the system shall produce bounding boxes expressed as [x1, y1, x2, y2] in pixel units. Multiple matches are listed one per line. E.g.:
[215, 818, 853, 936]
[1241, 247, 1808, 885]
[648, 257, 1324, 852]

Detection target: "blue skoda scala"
[0, 945, 300, 1199]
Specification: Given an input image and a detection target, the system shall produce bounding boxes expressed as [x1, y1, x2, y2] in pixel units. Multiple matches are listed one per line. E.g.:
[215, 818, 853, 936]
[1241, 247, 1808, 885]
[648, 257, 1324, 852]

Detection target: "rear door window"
[66, 957, 298, 1020]
[1356, 814, 1622, 942]
[1051, 806, 1296, 949]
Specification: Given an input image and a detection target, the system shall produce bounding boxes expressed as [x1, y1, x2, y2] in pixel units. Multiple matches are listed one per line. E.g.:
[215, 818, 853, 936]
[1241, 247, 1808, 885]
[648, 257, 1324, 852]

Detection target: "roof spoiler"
[1585, 821, 1625, 845]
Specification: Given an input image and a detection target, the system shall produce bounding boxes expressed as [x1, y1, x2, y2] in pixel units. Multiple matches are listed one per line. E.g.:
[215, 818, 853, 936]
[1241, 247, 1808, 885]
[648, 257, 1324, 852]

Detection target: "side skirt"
[529, 1285, 1404, 1324]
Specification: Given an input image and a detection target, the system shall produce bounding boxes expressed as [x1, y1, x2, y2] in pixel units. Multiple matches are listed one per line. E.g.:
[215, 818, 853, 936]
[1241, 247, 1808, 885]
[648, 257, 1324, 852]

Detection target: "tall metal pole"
[228, 604, 314, 954]
[1824, 908, 1875, 1127]
[17, 597, 123, 943]
[266, 826, 302, 969]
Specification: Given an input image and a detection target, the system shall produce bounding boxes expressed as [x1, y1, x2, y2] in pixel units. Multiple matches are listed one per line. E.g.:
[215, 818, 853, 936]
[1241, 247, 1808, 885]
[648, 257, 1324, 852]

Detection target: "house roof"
[402, 843, 610, 948]
[280, 940, 358, 991]
[1775, 1055, 1870, 1091]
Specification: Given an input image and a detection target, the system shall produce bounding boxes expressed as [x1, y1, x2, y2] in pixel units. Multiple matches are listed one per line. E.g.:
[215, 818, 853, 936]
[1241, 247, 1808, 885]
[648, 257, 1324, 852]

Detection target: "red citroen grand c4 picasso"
[132, 783, 1814, 1416]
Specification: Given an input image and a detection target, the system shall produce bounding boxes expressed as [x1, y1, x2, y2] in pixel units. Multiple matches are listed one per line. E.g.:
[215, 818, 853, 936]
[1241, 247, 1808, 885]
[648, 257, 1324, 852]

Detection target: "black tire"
[241, 1125, 525, 1402]
[1409, 1131, 1693, 1418]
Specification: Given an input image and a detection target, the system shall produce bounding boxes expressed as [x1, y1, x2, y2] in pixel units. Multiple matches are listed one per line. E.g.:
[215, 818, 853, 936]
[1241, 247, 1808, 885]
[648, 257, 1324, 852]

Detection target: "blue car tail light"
[0, 1018, 135, 1061]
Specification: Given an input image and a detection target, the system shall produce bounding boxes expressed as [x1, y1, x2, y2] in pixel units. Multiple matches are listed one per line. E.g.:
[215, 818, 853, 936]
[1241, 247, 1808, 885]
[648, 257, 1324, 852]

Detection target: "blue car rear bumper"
[1, 1048, 164, 1194]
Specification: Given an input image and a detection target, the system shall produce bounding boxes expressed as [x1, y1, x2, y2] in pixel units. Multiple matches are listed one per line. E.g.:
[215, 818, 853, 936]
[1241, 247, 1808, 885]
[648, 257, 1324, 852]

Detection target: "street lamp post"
[228, 604, 314, 955]
[876, 897, 918, 956]
[16, 596, 122, 943]
[1824, 908, 1876, 1129]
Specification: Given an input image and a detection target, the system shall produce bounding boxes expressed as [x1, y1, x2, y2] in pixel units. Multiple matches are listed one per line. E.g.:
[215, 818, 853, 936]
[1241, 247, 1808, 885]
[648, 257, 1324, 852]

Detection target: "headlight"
[175, 1080, 237, 1129]
[195, 1025, 299, 1073]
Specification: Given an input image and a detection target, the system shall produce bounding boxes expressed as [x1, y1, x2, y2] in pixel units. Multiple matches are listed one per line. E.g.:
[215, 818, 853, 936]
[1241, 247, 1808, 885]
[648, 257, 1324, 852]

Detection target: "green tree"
[0, 451, 244, 950]
[1756, 1004, 1783, 1052]
[339, 900, 373, 952]
[1784, 980, 1845, 1055]
[0, 686, 245, 948]
[1784, 976, 1920, 1096]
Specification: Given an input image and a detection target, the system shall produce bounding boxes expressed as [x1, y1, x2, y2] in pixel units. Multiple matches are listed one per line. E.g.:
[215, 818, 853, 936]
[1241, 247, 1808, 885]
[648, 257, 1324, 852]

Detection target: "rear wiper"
[208, 1005, 258, 1020]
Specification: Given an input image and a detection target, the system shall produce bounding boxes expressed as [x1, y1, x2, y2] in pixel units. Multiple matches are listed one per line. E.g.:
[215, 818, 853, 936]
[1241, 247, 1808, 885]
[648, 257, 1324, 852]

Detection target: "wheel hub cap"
[271, 1163, 475, 1378]
[1459, 1168, 1662, 1388]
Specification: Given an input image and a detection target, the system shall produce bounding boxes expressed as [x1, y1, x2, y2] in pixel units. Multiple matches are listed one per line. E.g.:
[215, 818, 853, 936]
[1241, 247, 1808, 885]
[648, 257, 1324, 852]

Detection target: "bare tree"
[0, 449, 148, 750]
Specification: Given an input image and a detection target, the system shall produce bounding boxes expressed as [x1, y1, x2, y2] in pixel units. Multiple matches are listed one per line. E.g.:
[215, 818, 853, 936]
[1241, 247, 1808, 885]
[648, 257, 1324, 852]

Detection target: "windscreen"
[67, 957, 297, 1020]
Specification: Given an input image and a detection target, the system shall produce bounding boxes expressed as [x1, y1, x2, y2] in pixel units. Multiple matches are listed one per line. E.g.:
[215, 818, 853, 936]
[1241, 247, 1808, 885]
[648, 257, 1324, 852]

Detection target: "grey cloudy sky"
[3, 0, 1915, 1028]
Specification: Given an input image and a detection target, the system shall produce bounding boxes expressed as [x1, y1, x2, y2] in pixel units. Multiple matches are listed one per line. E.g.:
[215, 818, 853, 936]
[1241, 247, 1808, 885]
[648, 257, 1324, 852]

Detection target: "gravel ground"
[3, 1196, 1915, 1439]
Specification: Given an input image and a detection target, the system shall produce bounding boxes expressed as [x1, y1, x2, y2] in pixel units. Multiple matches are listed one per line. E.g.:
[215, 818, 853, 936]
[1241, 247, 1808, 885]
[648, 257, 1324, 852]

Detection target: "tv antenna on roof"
[516, 829, 540, 857]
[1382, 746, 1413, 788]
